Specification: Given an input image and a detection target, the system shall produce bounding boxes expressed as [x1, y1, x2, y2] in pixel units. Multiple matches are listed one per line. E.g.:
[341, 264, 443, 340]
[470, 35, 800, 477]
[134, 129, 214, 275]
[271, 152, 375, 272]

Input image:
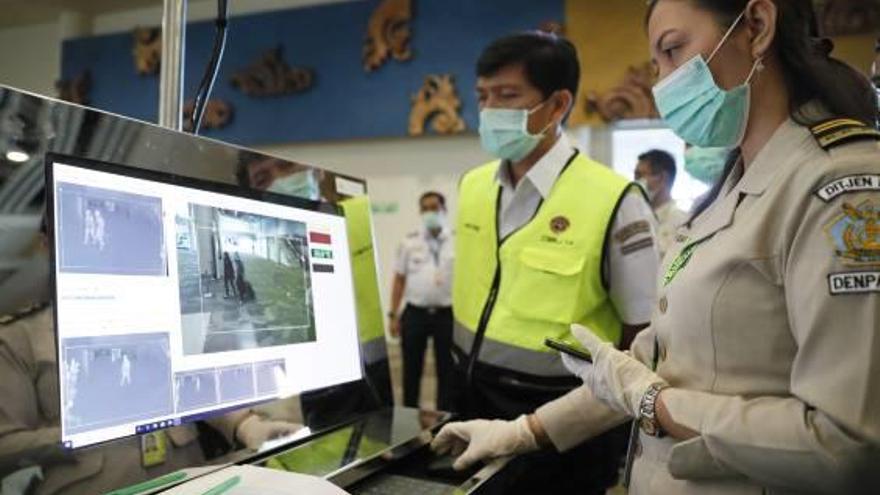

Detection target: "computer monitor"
[46, 153, 363, 449]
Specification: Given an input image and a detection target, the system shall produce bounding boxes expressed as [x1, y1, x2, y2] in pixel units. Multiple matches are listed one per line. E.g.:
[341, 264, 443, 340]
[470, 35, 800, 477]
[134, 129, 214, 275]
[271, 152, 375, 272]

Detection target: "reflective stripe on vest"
[340, 196, 388, 364]
[452, 152, 628, 377]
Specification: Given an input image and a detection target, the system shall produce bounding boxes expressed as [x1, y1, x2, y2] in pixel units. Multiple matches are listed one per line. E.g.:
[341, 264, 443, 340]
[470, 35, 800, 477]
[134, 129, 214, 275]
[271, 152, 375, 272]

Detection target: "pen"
[106, 471, 188, 495]
[200, 475, 241, 495]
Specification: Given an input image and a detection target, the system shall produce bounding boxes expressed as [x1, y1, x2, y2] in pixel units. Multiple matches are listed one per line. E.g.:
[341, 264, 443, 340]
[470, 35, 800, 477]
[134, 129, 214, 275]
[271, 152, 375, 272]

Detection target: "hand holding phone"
[544, 338, 592, 362]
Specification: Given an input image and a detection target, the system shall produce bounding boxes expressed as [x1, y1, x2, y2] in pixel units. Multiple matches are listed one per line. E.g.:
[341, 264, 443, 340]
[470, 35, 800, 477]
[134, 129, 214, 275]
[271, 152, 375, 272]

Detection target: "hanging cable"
[189, 0, 229, 134]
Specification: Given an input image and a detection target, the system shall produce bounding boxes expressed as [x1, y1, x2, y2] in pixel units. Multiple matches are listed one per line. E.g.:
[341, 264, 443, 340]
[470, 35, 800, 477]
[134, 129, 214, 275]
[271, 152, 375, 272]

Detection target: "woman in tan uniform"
[432, 0, 880, 493]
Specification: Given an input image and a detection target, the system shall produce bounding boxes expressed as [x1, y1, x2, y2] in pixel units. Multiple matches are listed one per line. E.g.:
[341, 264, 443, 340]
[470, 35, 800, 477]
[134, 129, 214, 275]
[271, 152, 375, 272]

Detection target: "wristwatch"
[638, 382, 669, 437]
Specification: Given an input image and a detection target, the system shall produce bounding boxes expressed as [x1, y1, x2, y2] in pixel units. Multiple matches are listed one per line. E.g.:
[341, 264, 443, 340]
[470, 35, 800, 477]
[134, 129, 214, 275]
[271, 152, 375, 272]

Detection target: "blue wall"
[61, 0, 563, 146]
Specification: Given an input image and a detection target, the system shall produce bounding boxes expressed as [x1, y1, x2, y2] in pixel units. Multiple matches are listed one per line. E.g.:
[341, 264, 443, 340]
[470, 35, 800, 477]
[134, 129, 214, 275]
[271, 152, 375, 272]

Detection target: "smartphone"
[544, 338, 592, 362]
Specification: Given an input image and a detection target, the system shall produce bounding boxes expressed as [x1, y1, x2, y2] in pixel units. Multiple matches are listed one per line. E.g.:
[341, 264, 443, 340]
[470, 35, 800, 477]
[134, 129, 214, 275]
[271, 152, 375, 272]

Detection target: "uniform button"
[634, 439, 643, 458]
[659, 296, 668, 314]
[675, 234, 688, 243]
[659, 343, 668, 362]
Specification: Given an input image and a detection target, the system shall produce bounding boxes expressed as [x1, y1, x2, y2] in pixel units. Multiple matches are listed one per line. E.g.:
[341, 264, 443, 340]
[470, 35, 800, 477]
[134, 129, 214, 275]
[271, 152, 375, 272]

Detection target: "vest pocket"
[505, 246, 588, 323]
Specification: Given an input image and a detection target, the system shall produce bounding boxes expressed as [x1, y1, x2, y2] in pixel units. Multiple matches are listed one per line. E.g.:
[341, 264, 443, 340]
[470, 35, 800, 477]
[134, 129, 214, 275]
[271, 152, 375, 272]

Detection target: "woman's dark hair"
[647, 0, 878, 220]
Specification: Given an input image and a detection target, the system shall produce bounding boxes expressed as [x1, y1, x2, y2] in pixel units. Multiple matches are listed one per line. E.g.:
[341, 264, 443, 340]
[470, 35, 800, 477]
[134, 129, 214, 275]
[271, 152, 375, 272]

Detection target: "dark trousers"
[400, 305, 454, 411]
[223, 275, 236, 297]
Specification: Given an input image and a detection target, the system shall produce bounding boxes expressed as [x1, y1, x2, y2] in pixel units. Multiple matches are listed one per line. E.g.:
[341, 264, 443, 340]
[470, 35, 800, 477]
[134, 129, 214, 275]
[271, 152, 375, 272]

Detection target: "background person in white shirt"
[388, 192, 455, 411]
[635, 149, 688, 257]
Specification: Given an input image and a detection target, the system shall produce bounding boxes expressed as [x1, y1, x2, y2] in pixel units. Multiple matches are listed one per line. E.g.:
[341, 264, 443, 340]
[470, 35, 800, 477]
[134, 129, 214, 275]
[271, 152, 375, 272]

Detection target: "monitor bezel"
[44, 151, 352, 451]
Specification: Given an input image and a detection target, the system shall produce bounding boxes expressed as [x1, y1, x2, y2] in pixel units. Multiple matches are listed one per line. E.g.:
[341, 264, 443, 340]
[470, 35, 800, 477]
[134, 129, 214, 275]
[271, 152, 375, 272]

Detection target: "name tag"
[815, 174, 880, 202]
[828, 271, 880, 295]
[141, 431, 168, 467]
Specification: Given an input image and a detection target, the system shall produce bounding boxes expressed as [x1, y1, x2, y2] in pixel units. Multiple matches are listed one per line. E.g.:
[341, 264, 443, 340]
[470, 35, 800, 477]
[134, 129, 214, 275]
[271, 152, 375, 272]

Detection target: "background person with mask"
[433, 1, 880, 493]
[449, 32, 659, 494]
[388, 192, 454, 411]
[235, 151, 322, 201]
[634, 149, 687, 256]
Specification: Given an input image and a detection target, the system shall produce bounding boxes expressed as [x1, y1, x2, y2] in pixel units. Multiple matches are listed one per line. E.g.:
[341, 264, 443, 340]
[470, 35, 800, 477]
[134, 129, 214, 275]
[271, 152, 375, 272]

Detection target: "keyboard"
[351, 474, 456, 495]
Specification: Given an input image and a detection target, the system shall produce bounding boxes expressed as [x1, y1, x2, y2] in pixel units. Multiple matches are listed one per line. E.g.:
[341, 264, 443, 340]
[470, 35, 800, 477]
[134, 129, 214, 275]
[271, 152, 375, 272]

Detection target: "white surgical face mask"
[636, 178, 657, 202]
[422, 211, 445, 231]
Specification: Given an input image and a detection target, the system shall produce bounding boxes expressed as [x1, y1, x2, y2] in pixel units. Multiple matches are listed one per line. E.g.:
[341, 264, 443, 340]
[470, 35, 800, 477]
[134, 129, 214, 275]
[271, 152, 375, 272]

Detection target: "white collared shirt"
[653, 200, 689, 258]
[496, 136, 658, 325]
[394, 226, 454, 307]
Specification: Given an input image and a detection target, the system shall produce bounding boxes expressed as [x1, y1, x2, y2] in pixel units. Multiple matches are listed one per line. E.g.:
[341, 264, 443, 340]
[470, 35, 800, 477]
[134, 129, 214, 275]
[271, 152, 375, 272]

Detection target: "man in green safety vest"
[447, 32, 660, 494]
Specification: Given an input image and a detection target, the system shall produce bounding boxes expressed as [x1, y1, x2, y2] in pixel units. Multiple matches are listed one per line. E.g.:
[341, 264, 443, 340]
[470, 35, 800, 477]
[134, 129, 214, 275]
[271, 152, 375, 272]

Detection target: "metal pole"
[158, 0, 186, 130]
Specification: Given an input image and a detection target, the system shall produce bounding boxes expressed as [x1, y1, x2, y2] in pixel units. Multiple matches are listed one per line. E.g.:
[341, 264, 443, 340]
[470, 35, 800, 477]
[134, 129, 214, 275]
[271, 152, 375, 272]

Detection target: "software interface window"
[51, 159, 362, 448]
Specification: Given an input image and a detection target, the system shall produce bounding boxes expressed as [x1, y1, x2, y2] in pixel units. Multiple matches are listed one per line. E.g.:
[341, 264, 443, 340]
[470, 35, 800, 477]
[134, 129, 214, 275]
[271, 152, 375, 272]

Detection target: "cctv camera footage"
[175, 204, 316, 356]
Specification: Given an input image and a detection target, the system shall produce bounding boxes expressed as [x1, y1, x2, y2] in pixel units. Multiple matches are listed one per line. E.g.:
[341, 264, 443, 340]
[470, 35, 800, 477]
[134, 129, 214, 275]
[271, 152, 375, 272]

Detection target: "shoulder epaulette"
[0, 302, 49, 327]
[810, 118, 880, 151]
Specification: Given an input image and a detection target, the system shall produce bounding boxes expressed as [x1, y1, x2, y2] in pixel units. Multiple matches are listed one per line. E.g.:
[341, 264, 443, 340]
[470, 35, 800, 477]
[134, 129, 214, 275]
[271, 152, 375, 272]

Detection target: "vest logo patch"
[828, 271, 880, 295]
[815, 174, 880, 202]
[824, 200, 880, 266]
[550, 216, 570, 234]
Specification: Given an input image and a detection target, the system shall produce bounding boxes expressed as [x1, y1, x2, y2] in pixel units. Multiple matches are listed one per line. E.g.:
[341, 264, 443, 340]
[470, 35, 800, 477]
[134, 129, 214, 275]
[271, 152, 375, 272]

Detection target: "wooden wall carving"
[538, 20, 565, 36]
[132, 27, 162, 75]
[230, 46, 315, 97]
[408, 74, 466, 136]
[585, 62, 659, 123]
[363, 0, 413, 72]
[817, 0, 880, 36]
[183, 99, 233, 132]
[56, 71, 92, 105]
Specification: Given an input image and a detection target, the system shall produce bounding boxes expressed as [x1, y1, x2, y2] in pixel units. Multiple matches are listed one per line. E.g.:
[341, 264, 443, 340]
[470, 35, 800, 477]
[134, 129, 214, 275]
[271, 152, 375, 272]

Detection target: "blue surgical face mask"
[652, 11, 764, 147]
[684, 146, 731, 185]
[479, 99, 554, 162]
[421, 211, 444, 231]
[267, 170, 321, 200]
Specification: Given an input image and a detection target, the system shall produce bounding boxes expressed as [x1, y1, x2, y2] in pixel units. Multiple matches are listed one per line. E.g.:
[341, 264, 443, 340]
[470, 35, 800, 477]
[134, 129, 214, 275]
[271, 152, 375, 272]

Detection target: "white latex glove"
[571, 324, 665, 417]
[430, 415, 539, 471]
[236, 414, 303, 451]
[561, 352, 593, 378]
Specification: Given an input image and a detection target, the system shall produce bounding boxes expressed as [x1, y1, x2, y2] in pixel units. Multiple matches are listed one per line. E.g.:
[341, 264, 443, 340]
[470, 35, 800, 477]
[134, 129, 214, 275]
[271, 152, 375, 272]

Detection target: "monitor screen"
[46, 154, 363, 449]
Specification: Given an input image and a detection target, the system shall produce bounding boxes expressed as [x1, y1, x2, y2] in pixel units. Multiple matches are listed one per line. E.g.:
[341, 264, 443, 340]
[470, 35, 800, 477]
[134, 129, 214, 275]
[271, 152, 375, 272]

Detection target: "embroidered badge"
[614, 220, 651, 244]
[662, 238, 707, 286]
[621, 237, 654, 256]
[824, 200, 880, 266]
[815, 174, 880, 202]
[828, 271, 880, 295]
[550, 215, 570, 234]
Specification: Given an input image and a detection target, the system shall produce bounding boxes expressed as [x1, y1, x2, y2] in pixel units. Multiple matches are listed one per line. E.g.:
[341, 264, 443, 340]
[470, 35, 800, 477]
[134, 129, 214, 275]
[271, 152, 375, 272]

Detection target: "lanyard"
[662, 237, 706, 286]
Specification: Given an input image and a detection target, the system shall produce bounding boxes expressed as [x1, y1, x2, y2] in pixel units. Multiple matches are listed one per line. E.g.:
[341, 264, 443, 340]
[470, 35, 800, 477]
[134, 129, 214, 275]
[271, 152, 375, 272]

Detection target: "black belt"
[407, 304, 451, 315]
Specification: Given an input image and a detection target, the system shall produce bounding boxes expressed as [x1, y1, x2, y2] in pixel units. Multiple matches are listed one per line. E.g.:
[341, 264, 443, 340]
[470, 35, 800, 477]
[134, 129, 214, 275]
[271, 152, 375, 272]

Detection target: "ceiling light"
[5, 150, 29, 163]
